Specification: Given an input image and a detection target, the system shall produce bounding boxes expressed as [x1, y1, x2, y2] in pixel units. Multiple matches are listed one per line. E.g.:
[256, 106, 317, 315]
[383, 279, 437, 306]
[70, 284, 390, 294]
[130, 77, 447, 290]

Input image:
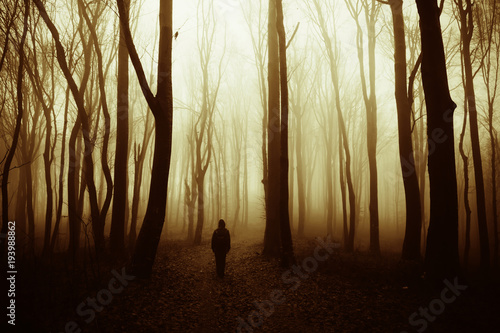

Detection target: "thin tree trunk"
[35, 0, 104, 254]
[1, 0, 28, 253]
[339, 130, 348, 244]
[346, 0, 380, 255]
[67, 119, 82, 256]
[296, 110, 306, 237]
[194, 172, 207, 245]
[51, 87, 70, 253]
[389, 0, 422, 261]
[311, 0, 356, 252]
[458, 97, 472, 267]
[79, 0, 113, 253]
[457, 0, 490, 272]
[243, 119, 249, 227]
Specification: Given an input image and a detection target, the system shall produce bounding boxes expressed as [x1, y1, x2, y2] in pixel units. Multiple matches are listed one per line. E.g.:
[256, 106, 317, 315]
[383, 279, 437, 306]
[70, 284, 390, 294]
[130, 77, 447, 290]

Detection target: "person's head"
[218, 219, 225, 228]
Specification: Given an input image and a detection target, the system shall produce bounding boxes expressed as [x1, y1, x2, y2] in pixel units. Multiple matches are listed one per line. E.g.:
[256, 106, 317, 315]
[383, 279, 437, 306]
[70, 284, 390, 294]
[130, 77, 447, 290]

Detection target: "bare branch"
[285, 22, 300, 49]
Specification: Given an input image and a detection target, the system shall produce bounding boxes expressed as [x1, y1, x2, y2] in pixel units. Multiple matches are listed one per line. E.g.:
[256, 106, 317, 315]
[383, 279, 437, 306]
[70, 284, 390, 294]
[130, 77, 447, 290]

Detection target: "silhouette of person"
[211, 219, 231, 278]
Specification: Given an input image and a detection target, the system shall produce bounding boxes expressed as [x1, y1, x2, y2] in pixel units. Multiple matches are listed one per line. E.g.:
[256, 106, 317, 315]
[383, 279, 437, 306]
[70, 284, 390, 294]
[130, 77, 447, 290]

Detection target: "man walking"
[211, 219, 231, 278]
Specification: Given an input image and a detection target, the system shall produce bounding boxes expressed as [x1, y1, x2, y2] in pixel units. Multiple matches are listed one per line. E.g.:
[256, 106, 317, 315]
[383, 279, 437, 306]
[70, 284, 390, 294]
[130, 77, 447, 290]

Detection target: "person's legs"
[215, 252, 226, 277]
[220, 252, 226, 276]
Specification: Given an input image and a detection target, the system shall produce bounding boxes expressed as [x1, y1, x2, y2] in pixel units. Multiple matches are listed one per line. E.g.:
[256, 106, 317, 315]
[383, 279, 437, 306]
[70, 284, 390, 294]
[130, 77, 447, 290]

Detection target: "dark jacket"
[211, 227, 230, 254]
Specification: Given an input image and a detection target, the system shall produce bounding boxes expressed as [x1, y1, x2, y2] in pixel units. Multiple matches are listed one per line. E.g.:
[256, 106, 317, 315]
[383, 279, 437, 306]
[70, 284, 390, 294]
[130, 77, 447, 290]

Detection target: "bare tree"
[416, 0, 460, 281]
[117, 0, 174, 277]
[382, 0, 422, 260]
[454, 0, 490, 272]
[192, 0, 223, 245]
[110, 0, 130, 254]
[242, 0, 269, 229]
[263, 0, 281, 257]
[476, 0, 499, 268]
[79, 0, 114, 253]
[290, 52, 315, 238]
[1, 0, 28, 253]
[0, 0, 19, 74]
[345, 0, 381, 255]
[24, 22, 57, 255]
[308, 0, 357, 251]
[276, 0, 295, 266]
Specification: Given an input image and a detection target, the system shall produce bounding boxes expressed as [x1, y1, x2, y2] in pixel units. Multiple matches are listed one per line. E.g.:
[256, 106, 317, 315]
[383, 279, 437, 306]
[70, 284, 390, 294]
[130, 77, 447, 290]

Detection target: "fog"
[3, 0, 500, 332]
[1, 0, 499, 270]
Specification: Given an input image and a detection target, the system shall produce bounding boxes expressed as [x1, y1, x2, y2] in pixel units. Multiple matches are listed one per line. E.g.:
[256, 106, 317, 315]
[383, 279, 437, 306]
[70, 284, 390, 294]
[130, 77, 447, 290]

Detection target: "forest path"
[99, 238, 312, 332]
[95, 238, 500, 333]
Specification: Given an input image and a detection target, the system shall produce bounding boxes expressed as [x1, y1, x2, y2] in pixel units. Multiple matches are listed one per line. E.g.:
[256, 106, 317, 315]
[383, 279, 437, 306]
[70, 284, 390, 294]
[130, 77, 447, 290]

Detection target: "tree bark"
[416, 0, 460, 281]
[111, 0, 130, 254]
[346, 0, 380, 255]
[118, 0, 174, 277]
[276, 0, 295, 267]
[458, 97, 472, 267]
[263, 0, 281, 257]
[389, 0, 422, 261]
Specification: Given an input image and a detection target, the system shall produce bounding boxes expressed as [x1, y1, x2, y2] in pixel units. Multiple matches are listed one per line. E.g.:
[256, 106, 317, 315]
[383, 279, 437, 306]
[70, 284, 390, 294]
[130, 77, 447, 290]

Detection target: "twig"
[0, 160, 31, 177]
[286, 22, 300, 49]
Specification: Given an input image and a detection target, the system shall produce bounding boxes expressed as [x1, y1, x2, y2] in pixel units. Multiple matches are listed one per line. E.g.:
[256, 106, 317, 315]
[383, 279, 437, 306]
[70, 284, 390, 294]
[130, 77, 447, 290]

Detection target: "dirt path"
[90, 238, 499, 333]
[96, 239, 302, 332]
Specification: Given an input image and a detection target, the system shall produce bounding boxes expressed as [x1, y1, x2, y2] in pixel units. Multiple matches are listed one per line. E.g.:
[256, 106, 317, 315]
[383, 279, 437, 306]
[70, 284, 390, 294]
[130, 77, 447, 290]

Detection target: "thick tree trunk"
[111, 0, 130, 254]
[418, 100, 428, 248]
[129, 117, 152, 250]
[390, 0, 422, 261]
[276, 0, 295, 267]
[132, 118, 172, 276]
[129, 148, 143, 250]
[263, 0, 281, 257]
[67, 121, 82, 256]
[260, 60, 269, 228]
[119, 0, 173, 277]
[416, 0, 460, 281]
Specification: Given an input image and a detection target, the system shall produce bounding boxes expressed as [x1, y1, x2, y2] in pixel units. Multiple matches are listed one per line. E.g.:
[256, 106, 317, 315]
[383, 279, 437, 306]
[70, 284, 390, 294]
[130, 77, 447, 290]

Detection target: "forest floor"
[12, 237, 500, 333]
